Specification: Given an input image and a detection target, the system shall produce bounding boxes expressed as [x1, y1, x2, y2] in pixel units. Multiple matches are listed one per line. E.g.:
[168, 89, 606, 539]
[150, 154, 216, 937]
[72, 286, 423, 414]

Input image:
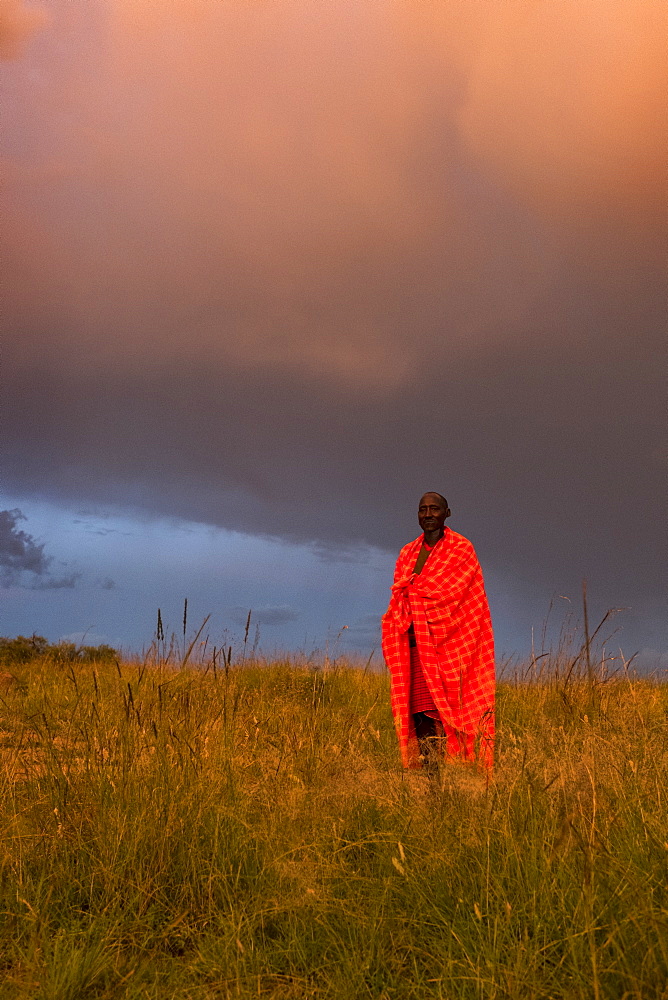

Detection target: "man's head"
[418, 492, 451, 535]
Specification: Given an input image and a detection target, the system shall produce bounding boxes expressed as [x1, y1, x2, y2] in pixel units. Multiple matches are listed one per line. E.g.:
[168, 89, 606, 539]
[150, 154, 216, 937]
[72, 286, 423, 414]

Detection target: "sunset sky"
[2, 0, 665, 666]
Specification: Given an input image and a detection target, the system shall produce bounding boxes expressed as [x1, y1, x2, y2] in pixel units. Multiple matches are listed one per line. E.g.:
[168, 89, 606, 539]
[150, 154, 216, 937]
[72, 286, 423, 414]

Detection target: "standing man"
[381, 493, 495, 771]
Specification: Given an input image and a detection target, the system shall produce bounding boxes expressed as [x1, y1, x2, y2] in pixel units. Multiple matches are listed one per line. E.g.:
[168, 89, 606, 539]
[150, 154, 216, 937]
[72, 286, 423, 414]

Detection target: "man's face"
[418, 494, 448, 533]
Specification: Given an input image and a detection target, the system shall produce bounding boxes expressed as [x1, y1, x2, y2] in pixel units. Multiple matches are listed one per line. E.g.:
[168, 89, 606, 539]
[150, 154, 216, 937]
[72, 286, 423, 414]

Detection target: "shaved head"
[420, 492, 449, 511]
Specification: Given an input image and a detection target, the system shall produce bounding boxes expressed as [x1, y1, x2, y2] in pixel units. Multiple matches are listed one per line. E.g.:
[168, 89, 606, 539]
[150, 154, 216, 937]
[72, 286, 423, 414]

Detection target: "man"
[381, 493, 495, 771]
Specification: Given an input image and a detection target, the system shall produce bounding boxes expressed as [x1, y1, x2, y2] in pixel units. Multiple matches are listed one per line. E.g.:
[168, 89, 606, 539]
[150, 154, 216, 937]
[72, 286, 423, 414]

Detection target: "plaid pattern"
[381, 528, 495, 769]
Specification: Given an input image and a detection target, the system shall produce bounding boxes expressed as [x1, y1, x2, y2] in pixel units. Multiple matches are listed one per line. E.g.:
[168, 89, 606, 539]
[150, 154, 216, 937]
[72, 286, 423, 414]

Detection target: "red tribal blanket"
[381, 528, 495, 769]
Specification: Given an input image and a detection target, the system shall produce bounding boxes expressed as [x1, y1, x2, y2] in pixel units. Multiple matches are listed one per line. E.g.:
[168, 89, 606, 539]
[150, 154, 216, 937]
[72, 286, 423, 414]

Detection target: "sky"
[1, 0, 666, 668]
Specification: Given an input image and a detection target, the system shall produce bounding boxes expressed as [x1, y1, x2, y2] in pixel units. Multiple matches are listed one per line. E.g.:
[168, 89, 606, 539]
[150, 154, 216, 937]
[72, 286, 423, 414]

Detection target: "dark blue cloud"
[229, 605, 300, 628]
[0, 508, 50, 584]
[0, 509, 79, 589]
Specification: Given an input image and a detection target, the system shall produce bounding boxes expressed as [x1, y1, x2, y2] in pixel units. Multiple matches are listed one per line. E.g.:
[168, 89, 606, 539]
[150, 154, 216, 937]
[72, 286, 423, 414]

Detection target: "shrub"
[0, 635, 117, 666]
[0, 634, 49, 664]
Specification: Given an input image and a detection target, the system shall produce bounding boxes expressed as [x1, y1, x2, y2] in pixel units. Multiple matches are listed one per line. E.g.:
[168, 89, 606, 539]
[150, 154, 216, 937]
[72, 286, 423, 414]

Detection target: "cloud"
[344, 614, 383, 639]
[0, 509, 79, 589]
[0, 0, 575, 385]
[3, 1, 662, 382]
[399, 0, 665, 217]
[632, 649, 668, 676]
[0, 508, 50, 584]
[228, 605, 300, 628]
[0, 0, 48, 60]
[60, 631, 114, 646]
[1, 0, 664, 653]
[98, 576, 116, 590]
[352, 614, 384, 630]
[31, 572, 81, 590]
[73, 517, 133, 537]
[310, 542, 372, 566]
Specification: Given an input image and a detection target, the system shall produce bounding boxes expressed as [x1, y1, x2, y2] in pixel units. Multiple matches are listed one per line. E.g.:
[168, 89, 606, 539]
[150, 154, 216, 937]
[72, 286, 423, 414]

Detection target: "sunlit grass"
[0, 657, 666, 998]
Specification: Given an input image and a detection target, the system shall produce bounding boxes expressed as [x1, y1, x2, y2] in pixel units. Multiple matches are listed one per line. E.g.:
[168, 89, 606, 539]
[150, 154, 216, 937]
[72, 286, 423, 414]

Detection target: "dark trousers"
[413, 712, 442, 776]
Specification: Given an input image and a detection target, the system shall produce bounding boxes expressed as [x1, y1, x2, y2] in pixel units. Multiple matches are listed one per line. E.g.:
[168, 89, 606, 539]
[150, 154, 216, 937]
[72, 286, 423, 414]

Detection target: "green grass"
[0, 658, 666, 998]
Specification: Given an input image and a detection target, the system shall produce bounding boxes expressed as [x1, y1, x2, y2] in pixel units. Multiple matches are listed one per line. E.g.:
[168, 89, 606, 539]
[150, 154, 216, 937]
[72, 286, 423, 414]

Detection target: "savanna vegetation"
[0, 635, 117, 668]
[0, 649, 666, 999]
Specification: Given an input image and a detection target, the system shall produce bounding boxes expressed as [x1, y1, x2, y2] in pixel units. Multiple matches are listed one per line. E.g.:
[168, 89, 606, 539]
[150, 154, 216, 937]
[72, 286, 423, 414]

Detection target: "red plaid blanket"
[381, 528, 495, 769]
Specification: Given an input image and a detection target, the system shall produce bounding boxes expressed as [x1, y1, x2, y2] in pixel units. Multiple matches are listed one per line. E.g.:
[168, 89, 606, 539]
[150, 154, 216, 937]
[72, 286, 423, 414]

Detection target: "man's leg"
[413, 712, 441, 778]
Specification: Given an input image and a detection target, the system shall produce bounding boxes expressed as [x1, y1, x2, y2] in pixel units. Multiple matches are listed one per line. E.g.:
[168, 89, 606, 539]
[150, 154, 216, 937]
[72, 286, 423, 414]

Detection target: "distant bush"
[0, 635, 49, 664]
[78, 644, 117, 663]
[0, 635, 117, 666]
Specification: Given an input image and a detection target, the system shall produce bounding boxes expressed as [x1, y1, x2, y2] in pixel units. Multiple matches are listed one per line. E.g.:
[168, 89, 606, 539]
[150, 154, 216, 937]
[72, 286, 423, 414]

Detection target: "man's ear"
[445, 508, 451, 519]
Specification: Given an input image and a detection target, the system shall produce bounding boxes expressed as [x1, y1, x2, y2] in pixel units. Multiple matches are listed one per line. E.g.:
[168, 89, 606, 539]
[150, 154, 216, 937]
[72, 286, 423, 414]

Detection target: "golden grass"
[0, 657, 666, 998]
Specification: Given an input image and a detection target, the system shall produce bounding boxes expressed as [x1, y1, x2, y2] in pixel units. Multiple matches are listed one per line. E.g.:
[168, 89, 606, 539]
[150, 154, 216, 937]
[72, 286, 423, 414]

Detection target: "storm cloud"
[0, 0, 48, 60]
[230, 606, 300, 628]
[2, 0, 665, 653]
[0, 509, 50, 583]
[0, 509, 78, 589]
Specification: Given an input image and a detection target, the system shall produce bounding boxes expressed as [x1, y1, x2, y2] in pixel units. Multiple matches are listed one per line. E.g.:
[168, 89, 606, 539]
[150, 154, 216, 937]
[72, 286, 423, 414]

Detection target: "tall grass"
[0, 657, 666, 998]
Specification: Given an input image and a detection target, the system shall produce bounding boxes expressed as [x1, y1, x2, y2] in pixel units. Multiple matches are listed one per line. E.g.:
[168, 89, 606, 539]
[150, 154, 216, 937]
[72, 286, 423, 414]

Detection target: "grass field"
[0, 655, 666, 999]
